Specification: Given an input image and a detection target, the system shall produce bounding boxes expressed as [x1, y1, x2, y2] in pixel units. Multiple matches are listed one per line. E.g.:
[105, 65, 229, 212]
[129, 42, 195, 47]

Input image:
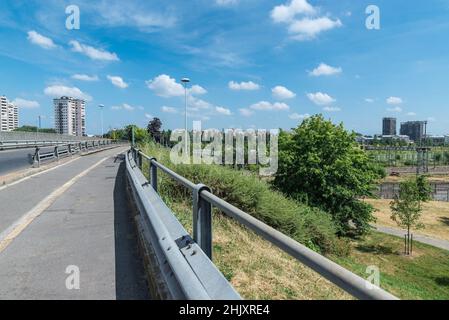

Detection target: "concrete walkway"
[0, 147, 149, 299]
[375, 225, 449, 252]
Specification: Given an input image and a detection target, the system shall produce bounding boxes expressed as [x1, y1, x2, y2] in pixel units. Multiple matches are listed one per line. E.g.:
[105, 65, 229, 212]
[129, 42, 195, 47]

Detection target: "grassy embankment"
[138, 142, 449, 300]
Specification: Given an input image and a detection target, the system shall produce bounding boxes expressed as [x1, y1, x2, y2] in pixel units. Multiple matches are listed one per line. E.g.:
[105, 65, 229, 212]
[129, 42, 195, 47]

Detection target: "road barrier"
[32, 140, 117, 167]
[127, 147, 399, 300]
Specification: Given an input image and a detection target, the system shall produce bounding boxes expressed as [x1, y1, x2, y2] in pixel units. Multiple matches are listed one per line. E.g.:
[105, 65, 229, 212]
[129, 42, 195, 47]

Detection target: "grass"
[330, 232, 449, 300]
[365, 199, 449, 241]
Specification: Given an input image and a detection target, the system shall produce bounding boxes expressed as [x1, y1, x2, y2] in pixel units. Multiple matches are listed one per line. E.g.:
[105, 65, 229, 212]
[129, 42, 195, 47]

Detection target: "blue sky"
[1, 0, 449, 135]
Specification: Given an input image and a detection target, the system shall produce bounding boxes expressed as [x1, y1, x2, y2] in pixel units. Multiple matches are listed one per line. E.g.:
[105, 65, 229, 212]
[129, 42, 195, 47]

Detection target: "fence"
[378, 183, 449, 202]
[128, 147, 398, 300]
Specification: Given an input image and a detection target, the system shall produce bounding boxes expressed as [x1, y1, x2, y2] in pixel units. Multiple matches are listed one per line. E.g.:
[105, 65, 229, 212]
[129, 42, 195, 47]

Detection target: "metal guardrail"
[126, 148, 241, 300]
[130, 147, 399, 300]
[32, 140, 117, 167]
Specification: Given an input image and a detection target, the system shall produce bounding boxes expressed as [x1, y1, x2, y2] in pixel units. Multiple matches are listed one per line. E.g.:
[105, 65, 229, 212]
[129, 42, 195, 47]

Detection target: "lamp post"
[181, 78, 190, 156]
[99, 104, 105, 138]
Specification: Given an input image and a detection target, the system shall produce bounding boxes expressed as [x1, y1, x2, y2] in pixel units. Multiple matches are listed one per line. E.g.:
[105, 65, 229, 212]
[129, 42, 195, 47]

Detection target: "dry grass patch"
[365, 199, 449, 241]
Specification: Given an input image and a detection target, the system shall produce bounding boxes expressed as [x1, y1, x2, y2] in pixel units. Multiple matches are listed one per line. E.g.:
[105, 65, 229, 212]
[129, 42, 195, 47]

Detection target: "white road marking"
[0, 156, 109, 254]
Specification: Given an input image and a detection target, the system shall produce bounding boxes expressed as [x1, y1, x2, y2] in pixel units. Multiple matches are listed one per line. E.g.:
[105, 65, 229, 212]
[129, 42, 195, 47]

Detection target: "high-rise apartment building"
[0, 95, 19, 132]
[382, 117, 397, 136]
[54, 96, 86, 136]
[400, 121, 426, 143]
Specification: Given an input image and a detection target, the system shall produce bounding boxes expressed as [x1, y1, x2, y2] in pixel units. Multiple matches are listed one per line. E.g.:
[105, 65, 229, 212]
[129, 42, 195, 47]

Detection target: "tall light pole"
[99, 104, 105, 138]
[181, 78, 190, 156]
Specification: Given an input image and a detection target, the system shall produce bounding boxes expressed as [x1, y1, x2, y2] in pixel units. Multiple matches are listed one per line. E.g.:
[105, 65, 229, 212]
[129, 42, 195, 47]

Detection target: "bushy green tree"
[273, 115, 384, 235]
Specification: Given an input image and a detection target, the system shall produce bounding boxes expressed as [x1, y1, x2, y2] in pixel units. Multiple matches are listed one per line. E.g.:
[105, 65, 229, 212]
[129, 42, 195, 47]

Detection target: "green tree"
[390, 176, 431, 254]
[273, 115, 384, 235]
[125, 125, 149, 144]
[147, 117, 162, 143]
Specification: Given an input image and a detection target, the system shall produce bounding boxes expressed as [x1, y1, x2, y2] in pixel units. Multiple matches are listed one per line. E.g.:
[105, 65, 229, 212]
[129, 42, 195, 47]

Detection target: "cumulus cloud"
[250, 101, 290, 111]
[309, 63, 342, 76]
[289, 113, 310, 120]
[189, 85, 207, 95]
[107, 75, 128, 89]
[161, 106, 177, 113]
[272, 86, 296, 100]
[271, 1, 342, 41]
[288, 17, 342, 40]
[386, 97, 403, 105]
[228, 81, 260, 91]
[215, 106, 232, 116]
[44, 85, 92, 101]
[307, 92, 335, 106]
[69, 40, 119, 61]
[27, 31, 56, 49]
[12, 98, 40, 109]
[239, 108, 254, 117]
[271, 0, 316, 23]
[72, 74, 99, 82]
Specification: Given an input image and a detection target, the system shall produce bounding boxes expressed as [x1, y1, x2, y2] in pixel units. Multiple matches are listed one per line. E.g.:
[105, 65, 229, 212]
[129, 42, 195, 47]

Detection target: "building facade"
[0, 95, 19, 132]
[400, 121, 426, 143]
[382, 117, 397, 136]
[54, 96, 86, 136]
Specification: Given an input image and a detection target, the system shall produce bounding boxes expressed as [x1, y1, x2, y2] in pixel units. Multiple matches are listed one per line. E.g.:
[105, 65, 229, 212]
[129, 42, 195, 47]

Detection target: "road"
[0, 146, 150, 299]
[0, 146, 58, 176]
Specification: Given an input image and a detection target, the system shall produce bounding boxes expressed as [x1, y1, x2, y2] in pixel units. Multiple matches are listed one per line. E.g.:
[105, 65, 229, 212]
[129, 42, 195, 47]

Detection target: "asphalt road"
[0, 147, 57, 176]
[0, 146, 150, 299]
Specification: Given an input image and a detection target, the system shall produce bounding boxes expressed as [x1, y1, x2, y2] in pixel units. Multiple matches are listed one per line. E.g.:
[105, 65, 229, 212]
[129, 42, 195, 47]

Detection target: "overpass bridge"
[0, 135, 398, 300]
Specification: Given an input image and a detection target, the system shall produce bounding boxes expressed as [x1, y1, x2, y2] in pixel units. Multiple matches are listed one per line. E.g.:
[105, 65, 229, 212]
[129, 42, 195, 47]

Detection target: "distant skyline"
[1, 0, 449, 135]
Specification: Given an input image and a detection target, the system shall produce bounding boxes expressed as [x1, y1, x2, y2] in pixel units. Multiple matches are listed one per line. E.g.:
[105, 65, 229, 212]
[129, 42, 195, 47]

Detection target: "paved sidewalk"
[375, 225, 449, 251]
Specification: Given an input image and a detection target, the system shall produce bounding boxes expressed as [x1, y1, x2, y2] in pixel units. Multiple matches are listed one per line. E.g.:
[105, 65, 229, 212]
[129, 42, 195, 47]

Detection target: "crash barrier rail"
[32, 140, 117, 167]
[126, 148, 241, 300]
[128, 147, 399, 300]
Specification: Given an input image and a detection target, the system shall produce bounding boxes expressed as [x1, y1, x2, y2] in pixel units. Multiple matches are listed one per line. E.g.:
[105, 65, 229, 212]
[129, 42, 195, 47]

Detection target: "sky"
[1, 0, 449, 136]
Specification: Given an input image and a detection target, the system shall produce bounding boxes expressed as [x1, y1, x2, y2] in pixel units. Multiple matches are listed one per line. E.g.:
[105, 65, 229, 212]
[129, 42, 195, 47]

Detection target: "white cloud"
[387, 97, 403, 105]
[215, 106, 232, 116]
[407, 112, 417, 116]
[111, 103, 135, 111]
[228, 81, 260, 91]
[272, 86, 296, 100]
[12, 98, 40, 109]
[27, 31, 56, 49]
[271, 0, 316, 23]
[146, 74, 184, 97]
[289, 113, 310, 120]
[239, 108, 254, 117]
[323, 106, 341, 112]
[107, 75, 129, 89]
[307, 92, 336, 106]
[44, 85, 92, 101]
[288, 17, 342, 40]
[387, 106, 402, 113]
[72, 74, 99, 82]
[189, 85, 207, 95]
[309, 63, 342, 77]
[69, 40, 119, 61]
[145, 113, 153, 119]
[250, 101, 290, 111]
[365, 98, 375, 103]
[161, 106, 177, 113]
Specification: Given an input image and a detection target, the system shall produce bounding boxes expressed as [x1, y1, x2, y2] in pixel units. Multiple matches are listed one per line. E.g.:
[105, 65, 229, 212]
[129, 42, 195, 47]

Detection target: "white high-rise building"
[54, 96, 86, 136]
[1, 95, 19, 132]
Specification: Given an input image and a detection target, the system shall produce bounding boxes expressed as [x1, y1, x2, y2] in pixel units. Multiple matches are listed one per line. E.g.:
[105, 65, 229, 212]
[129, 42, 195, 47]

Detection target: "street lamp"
[181, 78, 190, 156]
[99, 104, 105, 138]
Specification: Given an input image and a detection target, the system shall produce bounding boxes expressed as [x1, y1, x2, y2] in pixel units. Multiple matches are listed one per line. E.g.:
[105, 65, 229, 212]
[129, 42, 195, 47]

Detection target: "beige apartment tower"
[54, 96, 86, 136]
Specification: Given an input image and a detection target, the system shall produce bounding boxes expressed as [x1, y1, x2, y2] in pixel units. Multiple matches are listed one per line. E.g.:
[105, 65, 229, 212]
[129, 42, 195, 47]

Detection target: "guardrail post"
[54, 146, 59, 161]
[68, 144, 72, 155]
[34, 147, 41, 168]
[149, 158, 158, 193]
[193, 184, 213, 260]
